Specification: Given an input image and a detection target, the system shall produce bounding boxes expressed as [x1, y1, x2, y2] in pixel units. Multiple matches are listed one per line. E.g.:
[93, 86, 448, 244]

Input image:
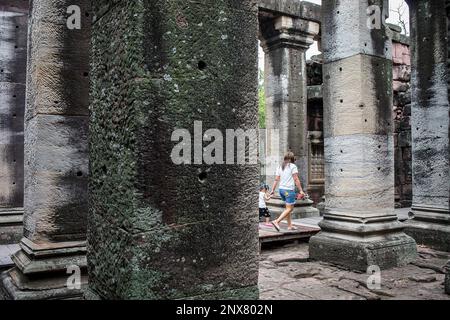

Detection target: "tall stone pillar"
[88, 1, 259, 299]
[404, 0, 450, 252]
[1, 0, 90, 299]
[445, 0, 450, 295]
[259, 15, 319, 190]
[0, 1, 28, 244]
[309, 0, 417, 271]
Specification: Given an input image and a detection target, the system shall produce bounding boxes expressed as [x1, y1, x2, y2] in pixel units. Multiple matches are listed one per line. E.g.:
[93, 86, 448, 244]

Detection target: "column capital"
[259, 15, 320, 52]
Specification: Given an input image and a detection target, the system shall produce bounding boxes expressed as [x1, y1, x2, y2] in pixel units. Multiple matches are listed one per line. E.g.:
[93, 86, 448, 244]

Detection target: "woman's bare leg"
[273, 205, 294, 228]
[287, 211, 292, 229]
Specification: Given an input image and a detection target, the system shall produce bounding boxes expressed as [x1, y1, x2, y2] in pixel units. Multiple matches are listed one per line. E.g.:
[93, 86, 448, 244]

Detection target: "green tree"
[259, 69, 266, 128]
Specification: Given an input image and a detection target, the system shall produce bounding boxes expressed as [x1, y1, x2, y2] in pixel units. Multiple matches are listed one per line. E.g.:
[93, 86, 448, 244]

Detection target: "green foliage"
[258, 69, 266, 129]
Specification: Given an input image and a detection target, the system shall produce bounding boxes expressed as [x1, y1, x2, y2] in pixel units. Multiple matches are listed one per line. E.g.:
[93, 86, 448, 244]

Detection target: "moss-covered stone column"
[0, 1, 28, 245]
[1, 0, 90, 300]
[404, 0, 450, 252]
[88, 1, 259, 299]
[309, 0, 417, 271]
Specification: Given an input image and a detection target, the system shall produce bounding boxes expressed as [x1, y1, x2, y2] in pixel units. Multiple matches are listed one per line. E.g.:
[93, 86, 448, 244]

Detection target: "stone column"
[259, 15, 319, 191]
[1, 0, 90, 299]
[309, 0, 417, 271]
[88, 1, 259, 299]
[0, 1, 28, 244]
[404, 0, 450, 252]
[259, 15, 320, 219]
[445, 0, 450, 295]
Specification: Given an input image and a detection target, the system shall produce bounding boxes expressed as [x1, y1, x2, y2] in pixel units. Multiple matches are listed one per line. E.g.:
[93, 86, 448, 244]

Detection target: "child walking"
[259, 184, 272, 227]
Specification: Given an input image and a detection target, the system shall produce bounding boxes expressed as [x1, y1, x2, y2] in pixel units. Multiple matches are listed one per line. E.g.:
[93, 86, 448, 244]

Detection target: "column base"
[309, 232, 417, 271]
[0, 208, 24, 245]
[0, 238, 87, 300]
[309, 214, 417, 271]
[403, 206, 450, 252]
[267, 196, 320, 220]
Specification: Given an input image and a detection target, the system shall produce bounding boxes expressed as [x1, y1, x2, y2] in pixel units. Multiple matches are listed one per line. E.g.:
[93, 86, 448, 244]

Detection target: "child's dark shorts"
[259, 208, 271, 218]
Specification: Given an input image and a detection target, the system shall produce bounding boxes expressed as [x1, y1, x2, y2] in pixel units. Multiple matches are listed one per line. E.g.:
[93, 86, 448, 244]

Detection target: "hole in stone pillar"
[0, 69, 3, 73]
[54, 101, 59, 104]
[337, 10, 340, 14]
[340, 150, 343, 153]
[365, 119, 368, 122]
[85, 12, 90, 17]
[339, 67, 343, 72]
[198, 61, 207, 70]
[13, 182, 16, 185]
[198, 171, 208, 183]
[13, 95, 16, 98]
[340, 99, 343, 103]
[364, 43, 367, 47]
[340, 169, 343, 172]
[13, 114, 17, 118]
[13, 160, 16, 163]
[83, 72, 89, 77]
[15, 25, 19, 29]
[378, 145, 381, 149]
[15, 46, 18, 49]
[378, 167, 381, 171]
[77, 171, 83, 177]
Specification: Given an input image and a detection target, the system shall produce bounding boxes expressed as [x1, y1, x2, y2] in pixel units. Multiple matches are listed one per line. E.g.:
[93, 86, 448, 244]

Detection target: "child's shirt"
[259, 191, 267, 209]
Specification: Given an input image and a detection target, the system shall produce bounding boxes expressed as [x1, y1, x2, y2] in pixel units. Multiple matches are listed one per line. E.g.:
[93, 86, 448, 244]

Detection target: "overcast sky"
[259, 0, 410, 64]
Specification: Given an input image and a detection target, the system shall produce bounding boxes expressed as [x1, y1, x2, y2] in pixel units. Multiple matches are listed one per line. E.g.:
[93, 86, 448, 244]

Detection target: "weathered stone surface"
[1, 0, 91, 300]
[260, 243, 450, 300]
[309, 0, 416, 270]
[405, 0, 450, 251]
[0, 1, 28, 243]
[89, 0, 259, 299]
[445, 260, 450, 294]
[258, 0, 321, 23]
[23, 115, 88, 242]
[322, 0, 392, 62]
[267, 196, 319, 220]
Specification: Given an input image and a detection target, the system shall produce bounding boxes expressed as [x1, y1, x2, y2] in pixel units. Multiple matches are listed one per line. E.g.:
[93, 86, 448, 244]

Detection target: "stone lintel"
[258, 0, 321, 23]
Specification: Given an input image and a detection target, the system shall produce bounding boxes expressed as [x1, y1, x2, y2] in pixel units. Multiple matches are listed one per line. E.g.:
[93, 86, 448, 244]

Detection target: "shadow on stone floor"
[259, 242, 450, 300]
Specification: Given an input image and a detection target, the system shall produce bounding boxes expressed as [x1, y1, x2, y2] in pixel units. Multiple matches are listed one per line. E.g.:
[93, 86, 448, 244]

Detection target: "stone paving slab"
[259, 243, 450, 300]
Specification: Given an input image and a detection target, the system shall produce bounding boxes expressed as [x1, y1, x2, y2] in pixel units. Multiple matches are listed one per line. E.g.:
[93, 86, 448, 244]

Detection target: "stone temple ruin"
[0, 0, 449, 299]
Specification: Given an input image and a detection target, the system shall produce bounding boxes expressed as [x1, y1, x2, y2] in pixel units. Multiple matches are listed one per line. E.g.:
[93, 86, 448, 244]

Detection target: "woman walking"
[270, 152, 306, 231]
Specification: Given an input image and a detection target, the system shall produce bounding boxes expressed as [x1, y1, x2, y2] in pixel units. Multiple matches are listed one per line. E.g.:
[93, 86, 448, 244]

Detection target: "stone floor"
[259, 242, 450, 300]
